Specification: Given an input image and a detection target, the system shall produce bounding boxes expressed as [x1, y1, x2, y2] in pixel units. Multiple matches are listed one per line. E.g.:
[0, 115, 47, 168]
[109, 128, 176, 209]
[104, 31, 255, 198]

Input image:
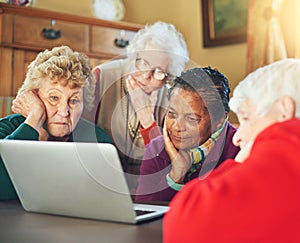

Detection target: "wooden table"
[0, 200, 164, 243]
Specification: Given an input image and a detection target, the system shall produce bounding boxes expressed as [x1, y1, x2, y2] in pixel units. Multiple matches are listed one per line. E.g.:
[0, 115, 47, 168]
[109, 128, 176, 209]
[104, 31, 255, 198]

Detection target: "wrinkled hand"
[163, 122, 192, 184]
[126, 75, 156, 128]
[12, 90, 46, 131]
[234, 140, 254, 163]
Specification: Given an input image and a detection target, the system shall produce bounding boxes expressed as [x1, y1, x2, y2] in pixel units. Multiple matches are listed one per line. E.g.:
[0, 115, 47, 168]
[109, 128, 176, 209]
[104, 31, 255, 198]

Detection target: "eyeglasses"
[135, 58, 174, 82]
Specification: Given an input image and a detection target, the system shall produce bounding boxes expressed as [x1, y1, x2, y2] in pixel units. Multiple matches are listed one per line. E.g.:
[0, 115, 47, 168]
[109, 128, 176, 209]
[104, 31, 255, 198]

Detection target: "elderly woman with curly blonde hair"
[0, 45, 111, 200]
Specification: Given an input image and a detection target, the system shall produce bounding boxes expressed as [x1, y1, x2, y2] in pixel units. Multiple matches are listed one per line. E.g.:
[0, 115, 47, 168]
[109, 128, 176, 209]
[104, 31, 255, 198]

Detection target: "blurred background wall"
[31, 0, 248, 123]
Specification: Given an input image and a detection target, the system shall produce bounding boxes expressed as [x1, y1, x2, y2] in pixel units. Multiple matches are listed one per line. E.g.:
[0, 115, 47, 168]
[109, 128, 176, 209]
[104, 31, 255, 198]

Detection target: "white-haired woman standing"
[93, 21, 189, 192]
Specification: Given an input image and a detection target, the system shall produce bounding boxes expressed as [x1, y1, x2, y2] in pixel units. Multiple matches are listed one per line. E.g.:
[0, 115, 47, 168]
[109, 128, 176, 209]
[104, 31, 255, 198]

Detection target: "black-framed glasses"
[135, 58, 174, 82]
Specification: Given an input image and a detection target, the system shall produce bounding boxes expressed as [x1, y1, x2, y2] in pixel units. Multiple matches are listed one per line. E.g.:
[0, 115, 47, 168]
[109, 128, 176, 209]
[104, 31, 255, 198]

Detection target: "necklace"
[120, 77, 142, 140]
[127, 120, 142, 139]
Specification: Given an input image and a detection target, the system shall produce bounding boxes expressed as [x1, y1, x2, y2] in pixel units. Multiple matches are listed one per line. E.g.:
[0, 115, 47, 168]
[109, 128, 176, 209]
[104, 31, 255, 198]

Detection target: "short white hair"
[126, 21, 189, 76]
[229, 58, 300, 117]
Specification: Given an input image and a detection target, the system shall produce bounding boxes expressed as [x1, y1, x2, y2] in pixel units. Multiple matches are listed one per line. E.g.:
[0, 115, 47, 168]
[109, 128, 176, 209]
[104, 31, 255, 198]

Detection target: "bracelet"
[166, 173, 184, 191]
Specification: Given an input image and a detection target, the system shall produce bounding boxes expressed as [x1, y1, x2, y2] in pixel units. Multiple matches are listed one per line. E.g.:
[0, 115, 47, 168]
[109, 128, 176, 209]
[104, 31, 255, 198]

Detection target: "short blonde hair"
[18, 45, 95, 112]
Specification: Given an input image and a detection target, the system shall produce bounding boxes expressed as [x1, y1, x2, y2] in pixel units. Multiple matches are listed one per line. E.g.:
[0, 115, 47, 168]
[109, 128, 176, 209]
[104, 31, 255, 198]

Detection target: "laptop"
[0, 140, 169, 224]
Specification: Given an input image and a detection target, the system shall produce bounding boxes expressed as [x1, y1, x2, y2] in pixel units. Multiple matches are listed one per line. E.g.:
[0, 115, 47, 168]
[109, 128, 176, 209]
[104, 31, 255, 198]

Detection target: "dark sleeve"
[95, 126, 113, 143]
[4, 123, 39, 140]
[135, 145, 177, 202]
[0, 156, 18, 200]
[0, 115, 39, 140]
[0, 115, 39, 200]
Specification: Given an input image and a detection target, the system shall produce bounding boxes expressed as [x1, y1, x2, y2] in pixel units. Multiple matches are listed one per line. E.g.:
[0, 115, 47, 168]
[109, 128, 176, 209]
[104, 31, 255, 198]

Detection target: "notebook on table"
[0, 140, 169, 224]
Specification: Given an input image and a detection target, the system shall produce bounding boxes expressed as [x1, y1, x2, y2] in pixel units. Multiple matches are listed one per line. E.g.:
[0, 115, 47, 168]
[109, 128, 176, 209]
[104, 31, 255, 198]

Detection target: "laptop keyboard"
[135, 209, 155, 216]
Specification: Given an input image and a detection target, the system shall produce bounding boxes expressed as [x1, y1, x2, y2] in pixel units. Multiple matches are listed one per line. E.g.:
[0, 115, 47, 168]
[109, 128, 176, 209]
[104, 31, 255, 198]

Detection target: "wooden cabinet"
[13, 15, 89, 52]
[0, 3, 142, 96]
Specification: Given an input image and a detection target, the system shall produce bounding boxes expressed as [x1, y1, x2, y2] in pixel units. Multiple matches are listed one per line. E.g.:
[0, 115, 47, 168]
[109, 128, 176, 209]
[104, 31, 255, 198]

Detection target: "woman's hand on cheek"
[126, 75, 156, 128]
[163, 121, 178, 161]
[163, 122, 191, 184]
[12, 90, 46, 131]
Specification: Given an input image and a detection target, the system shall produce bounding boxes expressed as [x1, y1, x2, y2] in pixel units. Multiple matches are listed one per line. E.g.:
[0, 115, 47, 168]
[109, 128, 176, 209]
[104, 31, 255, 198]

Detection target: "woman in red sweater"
[163, 58, 300, 243]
